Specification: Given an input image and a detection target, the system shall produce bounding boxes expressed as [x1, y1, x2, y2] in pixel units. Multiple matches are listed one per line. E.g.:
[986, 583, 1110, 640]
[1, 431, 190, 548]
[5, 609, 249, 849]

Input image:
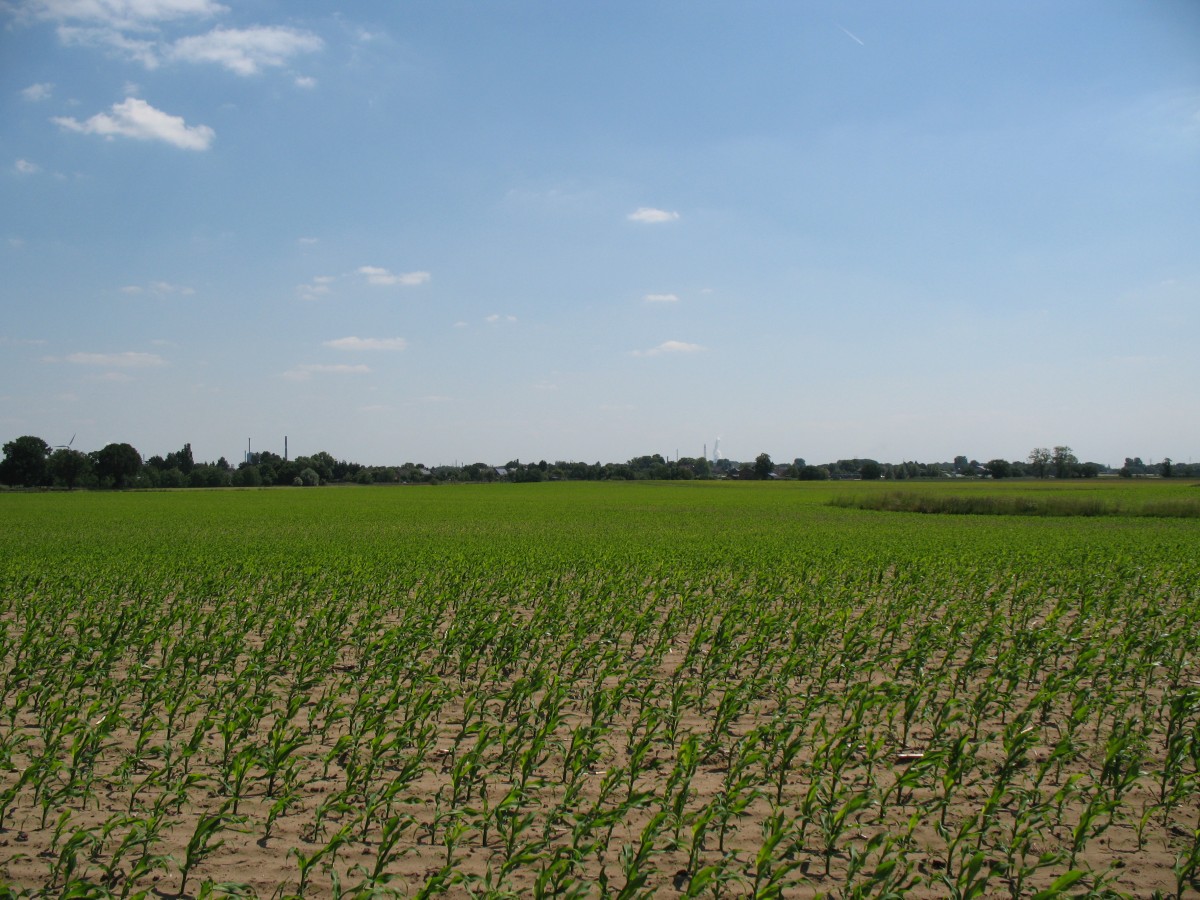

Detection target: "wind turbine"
[54, 433, 76, 450]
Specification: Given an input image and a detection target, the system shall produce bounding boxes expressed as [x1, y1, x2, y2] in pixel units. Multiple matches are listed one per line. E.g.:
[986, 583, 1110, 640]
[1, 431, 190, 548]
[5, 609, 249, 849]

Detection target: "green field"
[1, 481, 1198, 897]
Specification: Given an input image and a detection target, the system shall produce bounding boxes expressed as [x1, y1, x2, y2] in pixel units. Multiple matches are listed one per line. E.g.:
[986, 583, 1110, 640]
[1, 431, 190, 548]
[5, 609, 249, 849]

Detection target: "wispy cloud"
[281, 363, 370, 381]
[57, 351, 166, 367]
[14, 159, 40, 175]
[627, 207, 679, 224]
[485, 314, 517, 324]
[631, 340, 705, 357]
[170, 26, 323, 75]
[86, 371, 135, 383]
[1118, 88, 1200, 155]
[23, 0, 226, 27]
[297, 275, 334, 300]
[0, 336, 47, 347]
[58, 26, 160, 67]
[33, 4, 319, 76]
[21, 82, 54, 101]
[358, 266, 430, 287]
[324, 336, 407, 351]
[54, 97, 214, 150]
[643, 293, 679, 303]
[151, 281, 192, 294]
[120, 281, 194, 295]
[837, 24, 865, 46]
[294, 75, 316, 89]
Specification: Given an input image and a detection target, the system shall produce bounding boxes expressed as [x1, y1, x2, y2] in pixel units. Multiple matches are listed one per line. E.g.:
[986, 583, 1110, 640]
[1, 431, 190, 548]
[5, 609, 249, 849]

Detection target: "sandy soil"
[1, 596, 1197, 898]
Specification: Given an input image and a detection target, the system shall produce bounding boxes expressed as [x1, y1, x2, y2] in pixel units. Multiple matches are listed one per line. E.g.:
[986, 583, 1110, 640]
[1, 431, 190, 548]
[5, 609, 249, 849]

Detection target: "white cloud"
[631, 340, 705, 357]
[357, 266, 430, 287]
[297, 275, 333, 300]
[21, 82, 54, 101]
[58, 26, 160, 67]
[170, 26, 323, 76]
[643, 293, 679, 303]
[54, 97, 214, 150]
[121, 280, 192, 295]
[0, 336, 47, 346]
[281, 363, 370, 381]
[324, 336, 408, 351]
[86, 371, 135, 382]
[627, 207, 679, 224]
[151, 280, 193, 295]
[24, 0, 226, 27]
[14, 159, 40, 175]
[50, 20, 320, 75]
[485, 314, 517, 324]
[297, 236, 319, 245]
[294, 75, 316, 89]
[61, 351, 166, 367]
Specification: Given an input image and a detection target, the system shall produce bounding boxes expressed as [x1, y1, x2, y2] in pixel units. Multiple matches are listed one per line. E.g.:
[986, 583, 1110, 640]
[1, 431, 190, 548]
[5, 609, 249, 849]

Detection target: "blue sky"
[2, 1, 1197, 467]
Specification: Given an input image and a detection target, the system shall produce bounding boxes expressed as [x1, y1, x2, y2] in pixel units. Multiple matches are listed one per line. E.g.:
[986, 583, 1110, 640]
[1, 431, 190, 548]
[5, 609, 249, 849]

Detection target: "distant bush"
[830, 490, 1200, 518]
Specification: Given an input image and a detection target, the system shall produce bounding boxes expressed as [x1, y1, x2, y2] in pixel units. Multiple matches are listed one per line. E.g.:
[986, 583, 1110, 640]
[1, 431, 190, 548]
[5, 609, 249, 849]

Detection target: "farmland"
[1, 480, 1198, 897]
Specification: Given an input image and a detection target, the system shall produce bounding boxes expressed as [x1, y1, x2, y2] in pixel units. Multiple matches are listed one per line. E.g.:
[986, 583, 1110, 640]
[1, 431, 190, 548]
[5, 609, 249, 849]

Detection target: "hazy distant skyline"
[3, 1, 1197, 467]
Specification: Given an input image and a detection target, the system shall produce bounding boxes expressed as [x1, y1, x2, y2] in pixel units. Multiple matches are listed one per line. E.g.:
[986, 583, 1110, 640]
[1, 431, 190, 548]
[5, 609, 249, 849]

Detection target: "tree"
[93, 443, 142, 488]
[0, 435, 51, 486]
[233, 465, 263, 487]
[49, 448, 92, 489]
[164, 443, 195, 475]
[859, 460, 884, 480]
[859, 460, 888, 482]
[984, 459, 1012, 479]
[158, 467, 187, 488]
[1028, 447, 1052, 479]
[299, 452, 335, 483]
[1052, 446, 1077, 479]
[1161, 457, 1173, 478]
[754, 453, 774, 479]
[1120, 457, 1145, 478]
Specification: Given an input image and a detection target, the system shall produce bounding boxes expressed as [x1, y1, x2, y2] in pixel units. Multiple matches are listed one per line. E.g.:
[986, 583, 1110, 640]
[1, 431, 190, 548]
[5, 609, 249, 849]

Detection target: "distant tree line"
[1, 434, 1196, 490]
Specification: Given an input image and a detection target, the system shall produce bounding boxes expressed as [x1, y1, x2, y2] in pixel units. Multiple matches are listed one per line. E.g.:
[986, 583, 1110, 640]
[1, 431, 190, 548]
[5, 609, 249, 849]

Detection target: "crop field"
[1, 480, 1198, 898]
